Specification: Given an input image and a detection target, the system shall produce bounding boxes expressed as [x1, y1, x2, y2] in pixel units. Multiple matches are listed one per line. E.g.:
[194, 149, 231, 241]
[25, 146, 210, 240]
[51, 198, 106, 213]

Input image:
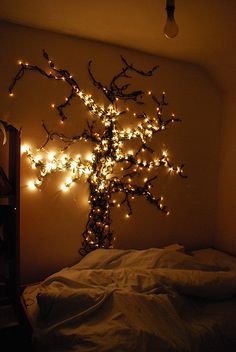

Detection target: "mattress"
[22, 246, 236, 352]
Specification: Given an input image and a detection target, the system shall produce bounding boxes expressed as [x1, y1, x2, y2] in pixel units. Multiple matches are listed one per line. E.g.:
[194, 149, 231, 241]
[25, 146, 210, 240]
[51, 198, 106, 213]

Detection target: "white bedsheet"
[23, 247, 236, 352]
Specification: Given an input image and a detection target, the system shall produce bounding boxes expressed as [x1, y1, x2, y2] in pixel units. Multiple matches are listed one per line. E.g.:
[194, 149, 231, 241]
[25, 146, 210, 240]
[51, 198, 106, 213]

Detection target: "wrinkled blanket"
[30, 249, 236, 352]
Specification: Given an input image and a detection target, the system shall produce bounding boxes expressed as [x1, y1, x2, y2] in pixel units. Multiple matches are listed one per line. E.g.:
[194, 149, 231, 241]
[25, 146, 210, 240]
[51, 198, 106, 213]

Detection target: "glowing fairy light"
[61, 184, 68, 192]
[28, 180, 36, 190]
[86, 153, 94, 162]
[84, 167, 91, 175]
[21, 144, 30, 154]
[34, 155, 42, 163]
[48, 152, 55, 161]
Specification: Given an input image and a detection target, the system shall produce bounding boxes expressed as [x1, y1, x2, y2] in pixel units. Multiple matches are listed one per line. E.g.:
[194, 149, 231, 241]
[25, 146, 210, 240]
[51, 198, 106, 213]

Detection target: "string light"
[9, 50, 186, 255]
[28, 180, 36, 190]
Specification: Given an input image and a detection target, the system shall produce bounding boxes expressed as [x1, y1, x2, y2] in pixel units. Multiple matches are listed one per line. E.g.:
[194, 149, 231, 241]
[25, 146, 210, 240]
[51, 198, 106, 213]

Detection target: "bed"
[22, 245, 236, 352]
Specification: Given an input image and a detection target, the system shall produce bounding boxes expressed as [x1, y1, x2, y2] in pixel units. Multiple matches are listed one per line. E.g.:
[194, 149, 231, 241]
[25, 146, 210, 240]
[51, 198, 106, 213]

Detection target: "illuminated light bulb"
[148, 91, 152, 95]
[45, 162, 55, 172]
[117, 204, 121, 208]
[48, 152, 55, 161]
[28, 181, 36, 190]
[25, 62, 29, 66]
[21, 145, 30, 154]
[162, 150, 168, 157]
[61, 184, 68, 192]
[70, 161, 77, 170]
[144, 178, 148, 182]
[51, 103, 55, 109]
[65, 177, 72, 185]
[166, 211, 170, 216]
[18, 60, 22, 65]
[35, 179, 42, 186]
[84, 167, 91, 175]
[125, 214, 130, 218]
[34, 155, 42, 163]
[9, 92, 14, 97]
[61, 154, 68, 162]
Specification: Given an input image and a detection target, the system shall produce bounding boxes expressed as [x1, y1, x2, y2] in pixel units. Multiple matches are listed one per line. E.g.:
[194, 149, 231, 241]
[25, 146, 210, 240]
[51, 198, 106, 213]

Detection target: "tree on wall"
[9, 51, 186, 255]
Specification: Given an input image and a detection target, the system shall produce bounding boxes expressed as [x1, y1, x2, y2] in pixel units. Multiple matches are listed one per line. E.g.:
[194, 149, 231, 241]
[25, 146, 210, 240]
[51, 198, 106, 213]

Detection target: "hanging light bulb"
[164, 0, 179, 39]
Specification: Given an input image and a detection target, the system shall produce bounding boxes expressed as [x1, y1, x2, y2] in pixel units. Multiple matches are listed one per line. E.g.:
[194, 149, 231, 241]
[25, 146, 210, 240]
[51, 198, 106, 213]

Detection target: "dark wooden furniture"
[0, 122, 33, 349]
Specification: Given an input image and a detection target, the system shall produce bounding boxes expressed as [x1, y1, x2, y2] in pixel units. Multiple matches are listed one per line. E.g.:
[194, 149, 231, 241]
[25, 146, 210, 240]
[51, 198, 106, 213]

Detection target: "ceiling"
[0, 0, 235, 91]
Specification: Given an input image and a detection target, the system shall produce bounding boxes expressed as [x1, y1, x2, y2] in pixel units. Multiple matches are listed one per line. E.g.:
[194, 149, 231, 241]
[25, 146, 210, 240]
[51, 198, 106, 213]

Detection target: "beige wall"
[215, 91, 236, 255]
[0, 21, 222, 283]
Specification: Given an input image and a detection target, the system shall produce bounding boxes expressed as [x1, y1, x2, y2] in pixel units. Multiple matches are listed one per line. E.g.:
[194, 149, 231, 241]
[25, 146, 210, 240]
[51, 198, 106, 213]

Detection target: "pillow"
[72, 244, 188, 270]
[192, 248, 236, 271]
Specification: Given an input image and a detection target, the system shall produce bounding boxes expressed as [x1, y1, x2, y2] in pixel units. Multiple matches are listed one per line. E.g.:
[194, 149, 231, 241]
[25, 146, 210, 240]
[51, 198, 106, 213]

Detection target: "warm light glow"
[86, 153, 94, 162]
[61, 184, 68, 192]
[48, 152, 55, 161]
[65, 177, 73, 185]
[28, 181, 36, 190]
[34, 155, 42, 163]
[21, 144, 30, 154]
